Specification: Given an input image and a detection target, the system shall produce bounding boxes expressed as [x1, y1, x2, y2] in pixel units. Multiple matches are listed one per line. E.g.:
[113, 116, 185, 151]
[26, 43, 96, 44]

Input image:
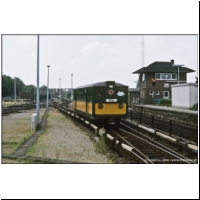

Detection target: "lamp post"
[71, 74, 73, 100]
[36, 35, 40, 125]
[46, 65, 50, 108]
[172, 64, 184, 84]
[14, 77, 16, 104]
[59, 78, 61, 103]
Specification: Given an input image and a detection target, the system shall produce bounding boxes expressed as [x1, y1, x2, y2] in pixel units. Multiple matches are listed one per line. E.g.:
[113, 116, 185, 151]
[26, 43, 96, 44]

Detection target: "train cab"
[73, 81, 128, 126]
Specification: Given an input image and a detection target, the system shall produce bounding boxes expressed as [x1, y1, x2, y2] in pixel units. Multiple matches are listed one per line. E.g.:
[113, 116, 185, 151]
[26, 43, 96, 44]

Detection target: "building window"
[155, 91, 160, 95]
[149, 91, 154, 95]
[155, 74, 160, 79]
[142, 73, 145, 81]
[172, 74, 176, 79]
[155, 73, 177, 80]
[163, 91, 170, 99]
[164, 83, 169, 87]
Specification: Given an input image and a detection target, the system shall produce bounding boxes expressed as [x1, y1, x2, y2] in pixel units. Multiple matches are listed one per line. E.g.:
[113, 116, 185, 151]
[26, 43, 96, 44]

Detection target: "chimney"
[170, 60, 174, 64]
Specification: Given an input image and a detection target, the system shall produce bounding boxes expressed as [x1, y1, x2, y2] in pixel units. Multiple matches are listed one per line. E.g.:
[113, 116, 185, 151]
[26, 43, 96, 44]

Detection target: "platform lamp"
[71, 74, 73, 100]
[59, 78, 61, 103]
[46, 65, 50, 108]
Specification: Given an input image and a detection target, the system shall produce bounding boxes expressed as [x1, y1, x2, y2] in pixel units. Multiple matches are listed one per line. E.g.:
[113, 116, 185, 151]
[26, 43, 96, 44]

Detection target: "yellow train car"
[73, 81, 128, 127]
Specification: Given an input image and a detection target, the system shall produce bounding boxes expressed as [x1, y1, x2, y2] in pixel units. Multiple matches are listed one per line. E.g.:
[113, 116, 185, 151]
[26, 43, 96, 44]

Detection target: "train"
[72, 81, 129, 128]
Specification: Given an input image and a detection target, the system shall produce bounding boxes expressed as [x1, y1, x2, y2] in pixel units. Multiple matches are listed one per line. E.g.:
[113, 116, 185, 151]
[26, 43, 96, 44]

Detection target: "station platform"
[140, 105, 198, 114]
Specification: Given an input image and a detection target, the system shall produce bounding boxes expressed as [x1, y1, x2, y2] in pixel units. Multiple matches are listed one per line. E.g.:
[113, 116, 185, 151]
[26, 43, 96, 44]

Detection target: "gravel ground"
[26, 108, 113, 163]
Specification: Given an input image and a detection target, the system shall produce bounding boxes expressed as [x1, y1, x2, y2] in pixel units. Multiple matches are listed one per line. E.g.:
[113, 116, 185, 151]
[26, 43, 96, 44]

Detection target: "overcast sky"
[2, 34, 198, 88]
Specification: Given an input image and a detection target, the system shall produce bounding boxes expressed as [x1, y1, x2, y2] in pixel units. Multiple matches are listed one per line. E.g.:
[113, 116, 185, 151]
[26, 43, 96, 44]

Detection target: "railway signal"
[151, 78, 156, 105]
[151, 78, 156, 86]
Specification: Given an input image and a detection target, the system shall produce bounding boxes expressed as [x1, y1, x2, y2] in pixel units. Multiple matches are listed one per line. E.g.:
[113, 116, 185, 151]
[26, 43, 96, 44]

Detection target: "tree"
[2, 75, 14, 97]
[21, 85, 36, 100]
[22, 84, 36, 93]
[2, 75, 25, 97]
[15, 77, 25, 95]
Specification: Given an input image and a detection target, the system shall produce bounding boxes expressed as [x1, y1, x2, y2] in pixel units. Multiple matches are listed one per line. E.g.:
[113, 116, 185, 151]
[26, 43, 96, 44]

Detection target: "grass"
[95, 136, 106, 154]
[2, 131, 32, 154]
[189, 103, 198, 111]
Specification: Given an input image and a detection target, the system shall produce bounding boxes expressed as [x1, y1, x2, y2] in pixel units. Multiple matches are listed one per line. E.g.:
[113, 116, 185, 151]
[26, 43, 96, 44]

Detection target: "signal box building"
[132, 60, 195, 105]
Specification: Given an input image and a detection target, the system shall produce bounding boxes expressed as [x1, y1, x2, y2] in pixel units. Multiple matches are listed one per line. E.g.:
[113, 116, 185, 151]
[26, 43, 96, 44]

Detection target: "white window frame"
[142, 73, 145, 81]
[163, 91, 170, 99]
[155, 73, 177, 80]
[149, 91, 154, 95]
[164, 83, 169, 88]
[155, 91, 160, 95]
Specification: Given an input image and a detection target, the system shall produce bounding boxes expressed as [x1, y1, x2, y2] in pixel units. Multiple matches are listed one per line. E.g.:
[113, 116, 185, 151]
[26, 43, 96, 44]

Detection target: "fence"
[127, 109, 198, 144]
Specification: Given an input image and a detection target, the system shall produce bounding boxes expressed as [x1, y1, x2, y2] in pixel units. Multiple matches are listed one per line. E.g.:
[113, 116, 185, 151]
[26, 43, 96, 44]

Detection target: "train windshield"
[95, 89, 106, 97]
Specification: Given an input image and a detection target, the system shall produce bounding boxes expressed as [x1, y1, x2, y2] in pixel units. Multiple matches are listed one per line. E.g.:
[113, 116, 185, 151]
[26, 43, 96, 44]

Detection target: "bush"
[189, 103, 198, 111]
[158, 99, 171, 106]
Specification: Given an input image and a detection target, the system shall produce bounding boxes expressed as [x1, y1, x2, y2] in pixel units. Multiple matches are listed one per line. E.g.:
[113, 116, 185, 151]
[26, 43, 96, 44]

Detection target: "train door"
[86, 88, 93, 114]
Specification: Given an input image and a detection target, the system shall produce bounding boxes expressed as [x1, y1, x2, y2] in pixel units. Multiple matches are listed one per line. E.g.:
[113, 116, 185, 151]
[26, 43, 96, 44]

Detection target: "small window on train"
[116, 89, 125, 96]
[95, 89, 105, 97]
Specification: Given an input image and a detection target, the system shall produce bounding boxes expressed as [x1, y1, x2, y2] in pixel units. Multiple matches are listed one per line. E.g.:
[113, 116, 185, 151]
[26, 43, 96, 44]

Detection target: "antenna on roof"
[141, 36, 144, 68]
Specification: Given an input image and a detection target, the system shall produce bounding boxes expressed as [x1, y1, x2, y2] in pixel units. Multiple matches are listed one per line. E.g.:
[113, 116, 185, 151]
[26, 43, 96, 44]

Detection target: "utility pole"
[59, 78, 61, 103]
[71, 74, 73, 100]
[14, 77, 16, 104]
[36, 35, 40, 125]
[141, 36, 144, 68]
[46, 65, 50, 108]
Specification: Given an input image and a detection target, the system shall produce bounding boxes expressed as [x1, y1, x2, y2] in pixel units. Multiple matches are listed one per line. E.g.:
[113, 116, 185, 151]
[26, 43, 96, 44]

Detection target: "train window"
[81, 89, 86, 101]
[87, 89, 93, 102]
[116, 89, 126, 97]
[95, 89, 106, 97]
[77, 90, 81, 100]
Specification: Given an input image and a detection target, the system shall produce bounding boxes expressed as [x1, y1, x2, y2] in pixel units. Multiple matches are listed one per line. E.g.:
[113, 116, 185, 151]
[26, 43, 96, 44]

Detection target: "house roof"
[132, 61, 195, 74]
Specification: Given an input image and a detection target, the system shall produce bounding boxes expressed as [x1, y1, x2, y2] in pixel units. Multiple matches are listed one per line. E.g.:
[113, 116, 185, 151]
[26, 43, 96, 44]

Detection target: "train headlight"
[118, 103, 124, 109]
[98, 103, 103, 109]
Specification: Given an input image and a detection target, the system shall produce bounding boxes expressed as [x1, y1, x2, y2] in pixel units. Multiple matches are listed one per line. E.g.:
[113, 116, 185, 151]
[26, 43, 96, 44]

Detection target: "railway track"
[53, 101, 197, 164]
[105, 126, 196, 164]
[2, 102, 46, 115]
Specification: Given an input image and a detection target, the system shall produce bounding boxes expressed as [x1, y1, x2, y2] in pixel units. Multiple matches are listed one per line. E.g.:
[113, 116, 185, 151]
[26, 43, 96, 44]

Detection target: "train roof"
[74, 81, 128, 89]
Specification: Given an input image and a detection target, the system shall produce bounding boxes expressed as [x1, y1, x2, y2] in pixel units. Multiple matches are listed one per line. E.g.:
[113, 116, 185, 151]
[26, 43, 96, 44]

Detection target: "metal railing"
[127, 109, 198, 144]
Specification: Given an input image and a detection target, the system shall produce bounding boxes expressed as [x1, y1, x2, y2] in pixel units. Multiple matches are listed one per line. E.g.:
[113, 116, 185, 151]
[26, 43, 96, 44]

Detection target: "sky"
[2, 34, 198, 89]
[0, 0, 199, 199]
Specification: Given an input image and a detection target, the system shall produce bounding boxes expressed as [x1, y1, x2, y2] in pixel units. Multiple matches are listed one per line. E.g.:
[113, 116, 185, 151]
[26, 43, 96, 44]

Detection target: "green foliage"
[158, 99, 171, 107]
[40, 85, 47, 90]
[22, 84, 36, 93]
[2, 75, 13, 97]
[2, 74, 25, 97]
[21, 85, 36, 100]
[95, 136, 106, 154]
[189, 103, 198, 111]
